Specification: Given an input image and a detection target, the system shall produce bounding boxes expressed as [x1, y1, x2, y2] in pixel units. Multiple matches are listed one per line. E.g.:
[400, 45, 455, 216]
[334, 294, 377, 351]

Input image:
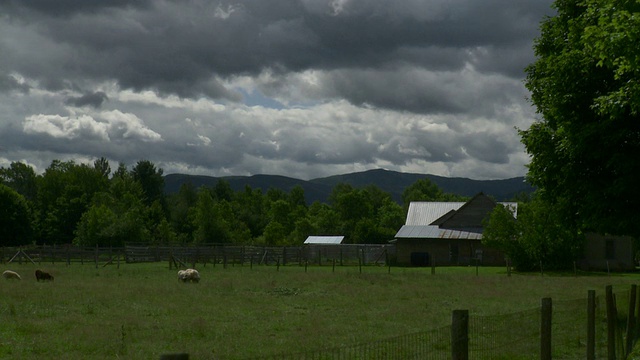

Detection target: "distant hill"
[163, 169, 534, 204]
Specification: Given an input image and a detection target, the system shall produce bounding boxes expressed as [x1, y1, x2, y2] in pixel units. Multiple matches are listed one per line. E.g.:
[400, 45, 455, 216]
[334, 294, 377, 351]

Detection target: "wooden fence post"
[626, 284, 637, 358]
[636, 285, 640, 339]
[541, 297, 552, 360]
[451, 309, 469, 360]
[606, 285, 616, 360]
[386, 249, 391, 274]
[587, 290, 596, 360]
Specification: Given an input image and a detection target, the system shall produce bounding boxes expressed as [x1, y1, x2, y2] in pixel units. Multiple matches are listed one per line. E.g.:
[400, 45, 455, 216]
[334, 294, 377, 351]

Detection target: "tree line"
[0, 158, 465, 248]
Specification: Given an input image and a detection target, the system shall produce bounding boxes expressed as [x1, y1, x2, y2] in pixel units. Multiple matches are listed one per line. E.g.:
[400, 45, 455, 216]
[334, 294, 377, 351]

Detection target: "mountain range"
[164, 169, 534, 204]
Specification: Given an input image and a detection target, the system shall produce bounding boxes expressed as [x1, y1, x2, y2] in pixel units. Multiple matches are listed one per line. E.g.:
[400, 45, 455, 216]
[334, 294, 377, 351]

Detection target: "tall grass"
[0, 263, 637, 359]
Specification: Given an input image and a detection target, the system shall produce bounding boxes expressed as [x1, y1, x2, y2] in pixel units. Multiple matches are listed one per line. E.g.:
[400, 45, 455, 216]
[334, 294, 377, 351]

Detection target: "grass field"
[0, 262, 638, 359]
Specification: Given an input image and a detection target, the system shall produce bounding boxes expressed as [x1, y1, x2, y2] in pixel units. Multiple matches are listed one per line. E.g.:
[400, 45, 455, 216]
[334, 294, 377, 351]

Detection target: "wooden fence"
[0, 244, 394, 268]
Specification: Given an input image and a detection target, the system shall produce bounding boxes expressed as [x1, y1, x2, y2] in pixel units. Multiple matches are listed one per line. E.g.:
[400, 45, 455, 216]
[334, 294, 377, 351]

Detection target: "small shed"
[303, 236, 345, 265]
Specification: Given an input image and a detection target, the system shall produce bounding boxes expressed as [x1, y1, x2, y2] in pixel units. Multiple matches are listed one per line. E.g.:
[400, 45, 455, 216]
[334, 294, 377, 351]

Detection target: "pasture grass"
[0, 262, 638, 359]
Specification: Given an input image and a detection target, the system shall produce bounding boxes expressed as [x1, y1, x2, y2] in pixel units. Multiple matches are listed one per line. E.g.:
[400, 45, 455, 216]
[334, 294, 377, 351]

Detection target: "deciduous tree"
[0, 161, 38, 201]
[522, 0, 640, 236]
[0, 184, 33, 246]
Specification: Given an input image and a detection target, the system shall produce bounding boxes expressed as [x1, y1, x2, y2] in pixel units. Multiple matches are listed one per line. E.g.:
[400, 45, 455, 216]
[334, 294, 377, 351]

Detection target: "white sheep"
[177, 268, 200, 283]
[3, 270, 22, 280]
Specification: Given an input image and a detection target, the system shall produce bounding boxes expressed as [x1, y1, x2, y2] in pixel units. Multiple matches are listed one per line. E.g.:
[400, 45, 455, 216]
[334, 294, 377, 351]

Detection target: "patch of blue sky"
[238, 88, 285, 110]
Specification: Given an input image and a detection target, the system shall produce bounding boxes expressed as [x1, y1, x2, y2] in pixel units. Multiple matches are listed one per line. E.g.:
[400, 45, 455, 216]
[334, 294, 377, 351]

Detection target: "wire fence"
[244, 326, 451, 360]
[469, 308, 540, 359]
[241, 286, 639, 360]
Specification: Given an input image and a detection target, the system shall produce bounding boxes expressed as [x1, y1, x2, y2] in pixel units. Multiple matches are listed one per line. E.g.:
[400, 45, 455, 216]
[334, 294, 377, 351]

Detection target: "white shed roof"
[304, 236, 345, 245]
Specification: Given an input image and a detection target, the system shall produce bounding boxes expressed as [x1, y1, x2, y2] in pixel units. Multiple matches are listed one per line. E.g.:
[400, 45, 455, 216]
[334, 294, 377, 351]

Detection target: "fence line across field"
[2, 245, 638, 359]
[0, 244, 394, 268]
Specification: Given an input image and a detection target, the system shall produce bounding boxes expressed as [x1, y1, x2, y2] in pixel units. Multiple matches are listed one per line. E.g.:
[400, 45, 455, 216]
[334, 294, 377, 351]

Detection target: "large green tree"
[0, 161, 38, 201]
[36, 160, 109, 244]
[0, 184, 33, 246]
[483, 197, 582, 271]
[131, 160, 165, 208]
[74, 173, 151, 247]
[522, 0, 640, 237]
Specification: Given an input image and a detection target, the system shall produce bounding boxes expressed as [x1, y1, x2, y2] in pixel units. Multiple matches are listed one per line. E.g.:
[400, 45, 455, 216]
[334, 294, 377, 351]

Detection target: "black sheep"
[35, 269, 54, 282]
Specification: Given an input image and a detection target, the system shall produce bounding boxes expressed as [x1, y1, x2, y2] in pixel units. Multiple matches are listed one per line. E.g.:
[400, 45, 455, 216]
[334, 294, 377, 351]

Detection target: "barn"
[394, 193, 516, 267]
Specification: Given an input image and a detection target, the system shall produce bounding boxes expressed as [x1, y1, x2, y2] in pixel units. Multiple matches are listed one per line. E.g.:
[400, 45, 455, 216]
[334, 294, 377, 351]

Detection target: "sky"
[0, 0, 555, 181]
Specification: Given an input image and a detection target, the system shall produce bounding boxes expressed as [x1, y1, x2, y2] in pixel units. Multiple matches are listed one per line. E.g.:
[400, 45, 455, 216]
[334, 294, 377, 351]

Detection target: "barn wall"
[440, 195, 496, 231]
[581, 233, 636, 271]
[395, 238, 505, 267]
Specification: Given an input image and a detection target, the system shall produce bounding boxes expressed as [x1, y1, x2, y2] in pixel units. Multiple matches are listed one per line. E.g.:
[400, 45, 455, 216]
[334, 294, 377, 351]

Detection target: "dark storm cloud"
[0, 0, 554, 108]
[0, 74, 30, 93]
[65, 91, 108, 108]
[0, 0, 555, 180]
[2, 0, 152, 17]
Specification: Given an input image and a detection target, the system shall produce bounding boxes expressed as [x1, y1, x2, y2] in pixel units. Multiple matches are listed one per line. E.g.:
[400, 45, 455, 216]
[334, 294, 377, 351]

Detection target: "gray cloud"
[1, 0, 553, 99]
[65, 91, 108, 108]
[0, 0, 555, 181]
[2, 0, 152, 17]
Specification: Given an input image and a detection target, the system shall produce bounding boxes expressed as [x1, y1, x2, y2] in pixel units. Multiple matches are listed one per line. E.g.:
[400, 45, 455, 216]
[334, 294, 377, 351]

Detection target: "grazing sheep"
[177, 268, 200, 283]
[2, 270, 22, 280]
[35, 269, 54, 282]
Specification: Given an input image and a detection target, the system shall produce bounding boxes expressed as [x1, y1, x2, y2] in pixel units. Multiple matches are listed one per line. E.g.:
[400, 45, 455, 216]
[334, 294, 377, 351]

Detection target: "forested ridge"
[164, 169, 534, 204]
[0, 159, 473, 248]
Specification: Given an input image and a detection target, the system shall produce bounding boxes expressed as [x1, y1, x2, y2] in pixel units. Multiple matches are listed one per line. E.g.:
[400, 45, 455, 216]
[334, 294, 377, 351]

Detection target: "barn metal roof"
[395, 225, 483, 240]
[405, 201, 518, 225]
[396, 197, 518, 240]
[405, 202, 465, 225]
[304, 236, 345, 244]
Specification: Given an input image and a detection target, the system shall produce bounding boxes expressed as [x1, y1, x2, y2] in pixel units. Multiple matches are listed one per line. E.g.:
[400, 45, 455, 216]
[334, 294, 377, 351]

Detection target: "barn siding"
[438, 194, 497, 232]
[581, 233, 636, 271]
[395, 238, 504, 266]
